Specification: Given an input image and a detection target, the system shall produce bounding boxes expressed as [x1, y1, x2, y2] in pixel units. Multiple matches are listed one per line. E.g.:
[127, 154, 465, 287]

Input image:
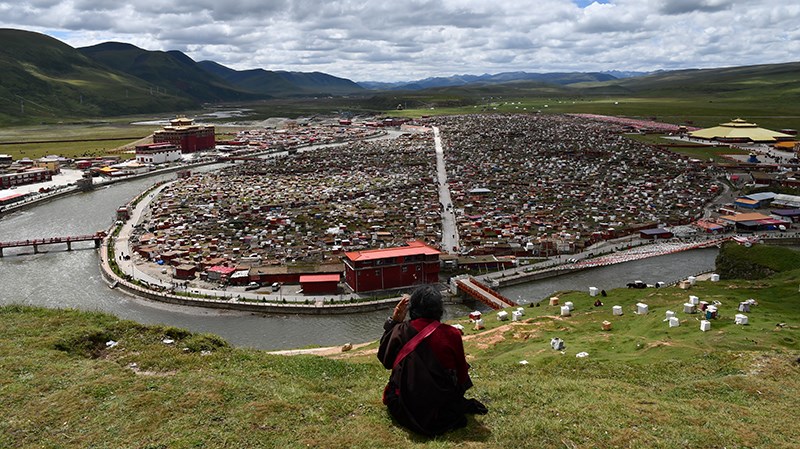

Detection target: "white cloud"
[0, 0, 794, 81]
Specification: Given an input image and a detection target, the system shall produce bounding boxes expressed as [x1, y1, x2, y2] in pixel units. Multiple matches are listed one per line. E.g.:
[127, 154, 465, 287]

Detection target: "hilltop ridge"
[1, 27, 799, 129]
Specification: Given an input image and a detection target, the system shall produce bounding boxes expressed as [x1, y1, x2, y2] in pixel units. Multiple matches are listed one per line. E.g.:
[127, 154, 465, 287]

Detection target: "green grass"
[721, 244, 800, 273]
[716, 242, 800, 279]
[624, 134, 750, 162]
[0, 121, 246, 160]
[2, 260, 799, 448]
[388, 95, 800, 132]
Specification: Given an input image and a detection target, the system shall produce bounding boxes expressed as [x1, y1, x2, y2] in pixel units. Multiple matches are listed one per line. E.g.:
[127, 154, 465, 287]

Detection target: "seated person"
[378, 285, 486, 436]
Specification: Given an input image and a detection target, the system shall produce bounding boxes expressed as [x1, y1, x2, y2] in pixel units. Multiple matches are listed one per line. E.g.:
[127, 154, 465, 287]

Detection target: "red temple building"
[343, 240, 441, 293]
[153, 117, 215, 153]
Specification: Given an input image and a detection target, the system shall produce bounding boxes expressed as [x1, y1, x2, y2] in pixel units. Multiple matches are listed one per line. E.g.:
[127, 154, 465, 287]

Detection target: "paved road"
[433, 126, 459, 254]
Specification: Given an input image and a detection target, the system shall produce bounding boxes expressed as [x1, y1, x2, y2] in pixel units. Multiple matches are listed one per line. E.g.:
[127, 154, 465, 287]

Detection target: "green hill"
[197, 61, 298, 97]
[0, 28, 365, 125]
[78, 42, 267, 103]
[0, 28, 197, 125]
[2, 27, 799, 129]
[197, 60, 365, 97]
[609, 62, 800, 99]
[2, 253, 798, 447]
[716, 241, 800, 280]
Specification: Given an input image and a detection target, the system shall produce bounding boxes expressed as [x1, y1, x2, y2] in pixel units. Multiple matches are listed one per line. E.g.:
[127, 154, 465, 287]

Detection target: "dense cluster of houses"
[129, 131, 441, 291]
[220, 120, 384, 150]
[425, 114, 720, 256]
[128, 113, 744, 293]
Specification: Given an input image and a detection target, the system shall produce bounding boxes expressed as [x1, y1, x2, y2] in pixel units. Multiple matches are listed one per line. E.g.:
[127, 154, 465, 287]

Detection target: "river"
[0, 168, 719, 350]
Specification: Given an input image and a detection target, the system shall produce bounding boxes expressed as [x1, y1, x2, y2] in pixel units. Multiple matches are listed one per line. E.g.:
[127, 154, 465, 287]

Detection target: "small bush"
[158, 326, 192, 340]
[54, 328, 114, 358]
[183, 333, 229, 353]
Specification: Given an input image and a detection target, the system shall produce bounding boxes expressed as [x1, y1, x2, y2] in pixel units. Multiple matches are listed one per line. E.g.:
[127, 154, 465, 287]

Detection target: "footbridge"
[0, 232, 106, 257]
[455, 276, 518, 310]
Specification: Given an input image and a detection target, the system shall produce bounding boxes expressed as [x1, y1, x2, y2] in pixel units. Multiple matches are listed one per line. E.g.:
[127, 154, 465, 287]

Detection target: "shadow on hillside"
[390, 414, 492, 443]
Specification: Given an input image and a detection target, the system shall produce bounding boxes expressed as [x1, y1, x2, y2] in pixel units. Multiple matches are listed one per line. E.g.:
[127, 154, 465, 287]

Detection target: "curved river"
[0, 168, 718, 350]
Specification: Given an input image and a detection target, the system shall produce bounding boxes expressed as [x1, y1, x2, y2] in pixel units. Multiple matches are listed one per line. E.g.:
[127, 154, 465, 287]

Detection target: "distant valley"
[0, 28, 799, 126]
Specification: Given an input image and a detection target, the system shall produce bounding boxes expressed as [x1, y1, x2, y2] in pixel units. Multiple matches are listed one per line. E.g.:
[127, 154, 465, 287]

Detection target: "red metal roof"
[344, 240, 440, 261]
[208, 265, 236, 275]
[0, 193, 25, 202]
[695, 220, 724, 230]
[299, 274, 341, 283]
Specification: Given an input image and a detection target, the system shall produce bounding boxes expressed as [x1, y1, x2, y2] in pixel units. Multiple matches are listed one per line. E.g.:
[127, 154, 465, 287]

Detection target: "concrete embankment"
[490, 267, 584, 288]
[0, 186, 81, 215]
[0, 160, 218, 216]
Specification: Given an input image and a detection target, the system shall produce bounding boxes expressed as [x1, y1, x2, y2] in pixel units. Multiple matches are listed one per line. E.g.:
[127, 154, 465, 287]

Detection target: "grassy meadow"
[2, 254, 798, 448]
[391, 95, 800, 132]
[0, 120, 250, 161]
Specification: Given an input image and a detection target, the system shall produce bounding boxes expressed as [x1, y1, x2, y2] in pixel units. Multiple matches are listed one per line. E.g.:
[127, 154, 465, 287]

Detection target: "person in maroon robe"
[378, 285, 486, 436]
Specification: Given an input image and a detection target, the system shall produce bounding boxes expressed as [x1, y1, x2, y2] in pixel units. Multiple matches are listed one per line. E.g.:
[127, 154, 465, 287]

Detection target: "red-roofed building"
[207, 265, 237, 282]
[639, 228, 674, 240]
[694, 219, 728, 234]
[719, 212, 782, 232]
[0, 168, 52, 189]
[0, 193, 26, 207]
[343, 240, 441, 293]
[153, 117, 215, 153]
[299, 274, 341, 295]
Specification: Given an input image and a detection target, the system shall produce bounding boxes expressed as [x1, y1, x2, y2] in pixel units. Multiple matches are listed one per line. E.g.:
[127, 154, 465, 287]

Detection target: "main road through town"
[433, 126, 460, 254]
[0, 142, 719, 351]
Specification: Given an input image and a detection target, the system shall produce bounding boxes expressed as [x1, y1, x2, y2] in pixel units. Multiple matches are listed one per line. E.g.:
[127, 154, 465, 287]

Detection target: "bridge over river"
[455, 276, 519, 310]
[0, 232, 106, 257]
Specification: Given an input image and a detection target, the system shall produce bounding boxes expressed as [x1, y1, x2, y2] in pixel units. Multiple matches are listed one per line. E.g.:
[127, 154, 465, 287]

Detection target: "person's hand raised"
[392, 294, 410, 322]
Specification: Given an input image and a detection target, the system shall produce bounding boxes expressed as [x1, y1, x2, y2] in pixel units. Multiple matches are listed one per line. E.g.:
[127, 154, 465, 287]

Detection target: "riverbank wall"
[0, 186, 82, 215]
[0, 160, 218, 216]
[490, 267, 584, 287]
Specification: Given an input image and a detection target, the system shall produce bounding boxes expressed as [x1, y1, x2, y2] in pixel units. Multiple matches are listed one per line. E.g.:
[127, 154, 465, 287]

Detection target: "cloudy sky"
[1, 0, 797, 82]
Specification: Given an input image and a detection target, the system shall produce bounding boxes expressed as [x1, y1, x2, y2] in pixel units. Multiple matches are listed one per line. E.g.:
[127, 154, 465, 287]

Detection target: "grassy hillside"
[197, 61, 364, 97]
[0, 29, 197, 125]
[381, 62, 800, 131]
[3, 28, 798, 129]
[79, 43, 266, 103]
[2, 260, 798, 447]
[716, 241, 800, 280]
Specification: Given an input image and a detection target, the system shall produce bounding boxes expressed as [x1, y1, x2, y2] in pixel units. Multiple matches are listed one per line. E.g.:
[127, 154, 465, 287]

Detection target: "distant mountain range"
[0, 28, 364, 124]
[77, 43, 364, 101]
[1, 27, 798, 126]
[358, 71, 635, 90]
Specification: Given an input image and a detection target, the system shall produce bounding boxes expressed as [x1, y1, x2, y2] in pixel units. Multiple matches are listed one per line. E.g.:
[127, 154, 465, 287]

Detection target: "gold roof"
[689, 118, 793, 142]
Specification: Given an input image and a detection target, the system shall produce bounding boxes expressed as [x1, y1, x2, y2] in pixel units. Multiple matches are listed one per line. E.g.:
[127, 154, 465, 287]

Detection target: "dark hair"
[408, 284, 444, 321]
